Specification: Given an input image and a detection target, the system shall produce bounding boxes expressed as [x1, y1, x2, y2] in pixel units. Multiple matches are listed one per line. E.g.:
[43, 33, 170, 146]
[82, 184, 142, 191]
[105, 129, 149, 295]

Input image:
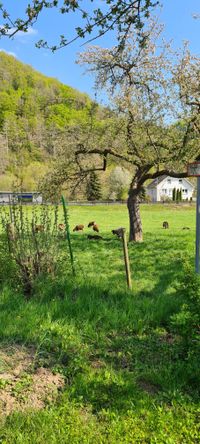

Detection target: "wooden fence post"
[121, 228, 132, 290]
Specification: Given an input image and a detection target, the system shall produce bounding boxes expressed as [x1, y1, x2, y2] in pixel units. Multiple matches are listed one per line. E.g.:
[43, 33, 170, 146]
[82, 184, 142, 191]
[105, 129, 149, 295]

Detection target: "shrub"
[176, 188, 180, 202]
[170, 264, 200, 388]
[172, 187, 176, 201]
[170, 266, 200, 343]
[0, 204, 65, 297]
[160, 194, 172, 203]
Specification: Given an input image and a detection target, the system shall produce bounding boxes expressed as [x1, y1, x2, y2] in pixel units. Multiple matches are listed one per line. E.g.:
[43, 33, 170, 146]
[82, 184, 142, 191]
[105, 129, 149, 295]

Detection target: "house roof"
[147, 175, 167, 188]
[147, 175, 194, 189]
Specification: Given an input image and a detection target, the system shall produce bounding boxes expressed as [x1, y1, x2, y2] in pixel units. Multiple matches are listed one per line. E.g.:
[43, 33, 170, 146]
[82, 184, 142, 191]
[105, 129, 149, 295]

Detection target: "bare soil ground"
[0, 346, 64, 416]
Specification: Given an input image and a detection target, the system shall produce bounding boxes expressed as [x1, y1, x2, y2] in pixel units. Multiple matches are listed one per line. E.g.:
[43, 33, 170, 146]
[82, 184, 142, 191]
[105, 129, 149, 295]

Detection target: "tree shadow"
[67, 323, 197, 414]
[0, 230, 197, 416]
[69, 230, 192, 296]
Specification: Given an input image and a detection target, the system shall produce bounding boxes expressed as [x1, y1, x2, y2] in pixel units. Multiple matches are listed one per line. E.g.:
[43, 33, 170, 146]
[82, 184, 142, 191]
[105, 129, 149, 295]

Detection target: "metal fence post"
[195, 177, 200, 273]
[61, 195, 75, 277]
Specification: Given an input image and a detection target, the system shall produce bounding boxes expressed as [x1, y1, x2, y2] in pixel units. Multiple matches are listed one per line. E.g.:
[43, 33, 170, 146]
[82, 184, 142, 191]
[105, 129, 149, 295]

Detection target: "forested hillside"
[0, 52, 93, 191]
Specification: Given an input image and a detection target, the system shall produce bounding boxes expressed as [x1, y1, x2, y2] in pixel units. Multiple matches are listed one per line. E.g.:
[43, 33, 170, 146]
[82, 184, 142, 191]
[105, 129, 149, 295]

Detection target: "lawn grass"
[0, 203, 199, 443]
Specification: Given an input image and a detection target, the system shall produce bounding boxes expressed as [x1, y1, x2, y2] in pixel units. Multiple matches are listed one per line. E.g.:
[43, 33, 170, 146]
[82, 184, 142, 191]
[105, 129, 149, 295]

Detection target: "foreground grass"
[0, 204, 199, 443]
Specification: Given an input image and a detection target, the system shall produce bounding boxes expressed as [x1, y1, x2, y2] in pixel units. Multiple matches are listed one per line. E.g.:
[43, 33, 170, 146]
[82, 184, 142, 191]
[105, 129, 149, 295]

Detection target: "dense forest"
[0, 52, 97, 194]
[0, 52, 93, 191]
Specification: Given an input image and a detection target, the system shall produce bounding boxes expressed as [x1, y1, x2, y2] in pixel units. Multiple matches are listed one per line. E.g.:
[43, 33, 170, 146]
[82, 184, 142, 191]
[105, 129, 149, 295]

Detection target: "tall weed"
[0, 204, 70, 297]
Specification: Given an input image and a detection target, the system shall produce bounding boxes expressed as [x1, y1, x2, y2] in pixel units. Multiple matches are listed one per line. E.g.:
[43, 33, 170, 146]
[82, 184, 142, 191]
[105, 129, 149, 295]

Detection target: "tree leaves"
[0, 1, 159, 51]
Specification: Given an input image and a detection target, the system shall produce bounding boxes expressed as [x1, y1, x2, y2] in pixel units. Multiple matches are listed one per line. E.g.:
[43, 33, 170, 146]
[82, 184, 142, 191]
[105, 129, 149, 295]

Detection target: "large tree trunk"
[127, 188, 143, 242]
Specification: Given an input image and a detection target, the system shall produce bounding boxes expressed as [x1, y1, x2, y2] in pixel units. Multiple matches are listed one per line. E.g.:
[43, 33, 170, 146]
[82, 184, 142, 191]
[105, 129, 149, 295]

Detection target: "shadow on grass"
[64, 323, 198, 414]
[68, 230, 192, 296]
[0, 231, 197, 415]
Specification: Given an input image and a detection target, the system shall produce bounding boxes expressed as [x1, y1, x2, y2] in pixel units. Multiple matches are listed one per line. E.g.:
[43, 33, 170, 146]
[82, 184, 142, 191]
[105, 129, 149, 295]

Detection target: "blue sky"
[0, 0, 199, 99]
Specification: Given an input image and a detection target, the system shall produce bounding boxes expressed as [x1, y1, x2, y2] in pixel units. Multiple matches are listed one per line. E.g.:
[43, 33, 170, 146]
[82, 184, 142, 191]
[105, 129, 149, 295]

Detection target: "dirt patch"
[91, 359, 106, 369]
[0, 346, 64, 416]
[137, 378, 161, 395]
[158, 332, 176, 345]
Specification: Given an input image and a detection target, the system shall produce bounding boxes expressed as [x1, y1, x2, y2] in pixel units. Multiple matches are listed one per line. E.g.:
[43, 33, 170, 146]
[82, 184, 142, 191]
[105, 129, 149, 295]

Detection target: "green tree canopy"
[86, 171, 102, 201]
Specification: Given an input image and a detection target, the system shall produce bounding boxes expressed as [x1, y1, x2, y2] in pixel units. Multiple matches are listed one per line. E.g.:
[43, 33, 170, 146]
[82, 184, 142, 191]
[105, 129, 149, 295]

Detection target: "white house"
[146, 175, 194, 202]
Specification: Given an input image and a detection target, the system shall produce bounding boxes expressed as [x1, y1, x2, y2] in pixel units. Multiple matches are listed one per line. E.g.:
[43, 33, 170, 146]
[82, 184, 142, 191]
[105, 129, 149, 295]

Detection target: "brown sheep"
[88, 221, 96, 228]
[58, 223, 65, 231]
[112, 228, 124, 238]
[163, 221, 169, 229]
[93, 224, 99, 233]
[73, 224, 84, 232]
[34, 224, 44, 233]
[87, 234, 103, 240]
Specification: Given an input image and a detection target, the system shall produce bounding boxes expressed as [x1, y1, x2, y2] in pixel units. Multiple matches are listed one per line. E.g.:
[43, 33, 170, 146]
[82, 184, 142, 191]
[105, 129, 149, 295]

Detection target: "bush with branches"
[0, 204, 67, 297]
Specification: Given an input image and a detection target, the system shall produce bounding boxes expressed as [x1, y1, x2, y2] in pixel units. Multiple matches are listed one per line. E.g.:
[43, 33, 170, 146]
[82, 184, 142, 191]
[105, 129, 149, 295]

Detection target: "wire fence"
[0, 195, 196, 206]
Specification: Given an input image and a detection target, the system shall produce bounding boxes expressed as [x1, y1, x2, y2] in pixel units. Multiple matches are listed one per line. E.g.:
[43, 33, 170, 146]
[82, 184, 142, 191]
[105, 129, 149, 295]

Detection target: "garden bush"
[170, 264, 200, 389]
[0, 204, 68, 297]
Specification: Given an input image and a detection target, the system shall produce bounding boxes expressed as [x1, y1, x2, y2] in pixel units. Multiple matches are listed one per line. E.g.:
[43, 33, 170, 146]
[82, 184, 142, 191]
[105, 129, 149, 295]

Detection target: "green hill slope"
[0, 52, 92, 191]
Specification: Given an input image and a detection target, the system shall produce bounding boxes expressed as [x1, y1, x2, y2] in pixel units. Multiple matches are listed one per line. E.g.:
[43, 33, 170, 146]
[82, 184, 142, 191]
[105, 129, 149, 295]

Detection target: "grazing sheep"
[87, 234, 103, 240]
[112, 228, 124, 238]
[73, 224, 84, 232]
[163, 221, 169, 229]
[58, 223, 65, 231]
[88, 221, 96, 228]
[34, 224, 44, 233]
[93, 224, 99, 233]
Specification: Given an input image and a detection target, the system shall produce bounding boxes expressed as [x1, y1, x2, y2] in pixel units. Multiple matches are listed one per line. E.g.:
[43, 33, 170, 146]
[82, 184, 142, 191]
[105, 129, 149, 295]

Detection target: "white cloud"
[0, 26, 38, 37]
[192, 13, 200, 19]
[19, 27, 38, 36]
[0, 48, 17, 58]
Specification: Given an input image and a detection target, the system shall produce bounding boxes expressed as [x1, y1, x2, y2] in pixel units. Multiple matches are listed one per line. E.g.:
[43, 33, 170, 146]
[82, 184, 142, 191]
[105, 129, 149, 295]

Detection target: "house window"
[184, 189, 188, 194]
[179, 179, 182, 183]
[162, 189, 167, 194]
[167, 179, 171, 183]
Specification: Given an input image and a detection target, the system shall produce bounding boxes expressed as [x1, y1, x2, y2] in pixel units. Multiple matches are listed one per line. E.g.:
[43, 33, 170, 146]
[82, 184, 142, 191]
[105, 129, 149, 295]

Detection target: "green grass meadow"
[0, 204, 199, 443]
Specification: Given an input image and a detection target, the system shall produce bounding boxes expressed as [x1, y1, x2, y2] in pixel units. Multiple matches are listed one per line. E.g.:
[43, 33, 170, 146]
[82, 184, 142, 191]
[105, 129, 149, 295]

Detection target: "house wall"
[32, 194, 42, 204]
[157, 177, 193, 201]
[146, 177, 194, 202]
[0, 193, 10, 204]
[147, 188, 157, 202]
